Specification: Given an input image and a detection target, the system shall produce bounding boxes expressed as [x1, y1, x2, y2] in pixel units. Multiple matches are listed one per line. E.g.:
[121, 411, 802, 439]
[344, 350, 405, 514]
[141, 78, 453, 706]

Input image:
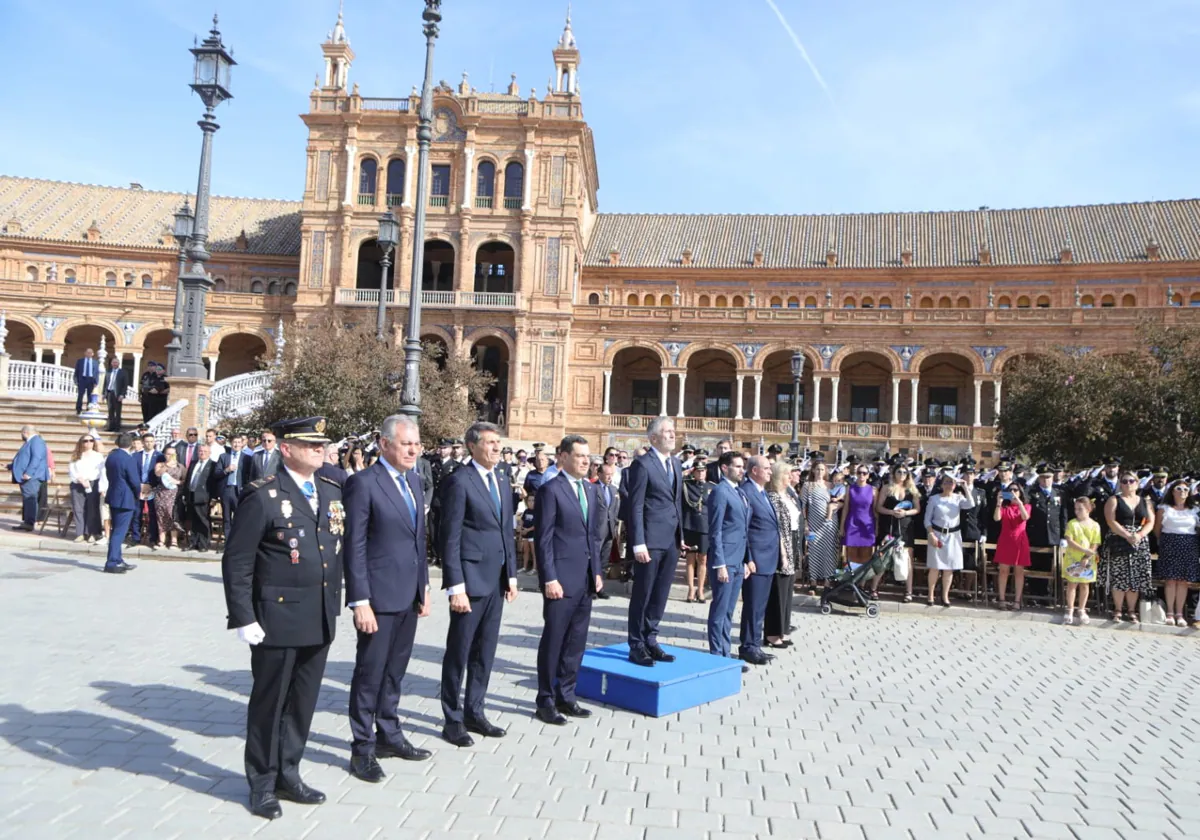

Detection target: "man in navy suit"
[11, 425, 50, 531]
[438, 421, 518, 747]
[73, 348, 98, 414]
[343, 415, 433, 783]
[706, 451, 750, 661]
[130, 432, 164, 545]
[533, 435, 605, 726]
[217, 432, 254, 536]
[621, 417, 685, 667]
[740, 456, 779, 666]
[103, 433, 141, 573]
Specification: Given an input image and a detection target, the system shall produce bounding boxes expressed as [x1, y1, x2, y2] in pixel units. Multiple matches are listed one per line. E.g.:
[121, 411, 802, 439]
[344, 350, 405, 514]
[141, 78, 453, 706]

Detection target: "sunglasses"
[1121, 479, 1138, 485]
[856, 471, 869, 476]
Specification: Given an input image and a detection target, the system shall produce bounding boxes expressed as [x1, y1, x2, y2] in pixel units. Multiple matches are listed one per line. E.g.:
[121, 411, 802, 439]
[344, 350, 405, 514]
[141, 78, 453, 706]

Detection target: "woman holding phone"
[993, 482, 1032, 609]
[874, 464, 921, 601]
[1103, 470, 1155, 622]
[924, 473, 975, 606]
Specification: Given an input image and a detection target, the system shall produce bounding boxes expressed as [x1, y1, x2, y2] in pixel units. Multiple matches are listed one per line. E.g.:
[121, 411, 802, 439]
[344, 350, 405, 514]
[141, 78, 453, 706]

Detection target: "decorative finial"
[1167, 284, 1176, 306]
[987, 287, 995, 308]
[558, 3, 577, 48]
[275, 317, 286, 367]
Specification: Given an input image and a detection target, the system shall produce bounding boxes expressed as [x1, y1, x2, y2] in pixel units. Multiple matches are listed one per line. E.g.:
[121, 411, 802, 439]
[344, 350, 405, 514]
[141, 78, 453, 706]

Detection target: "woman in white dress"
[923, 473, 976, 606]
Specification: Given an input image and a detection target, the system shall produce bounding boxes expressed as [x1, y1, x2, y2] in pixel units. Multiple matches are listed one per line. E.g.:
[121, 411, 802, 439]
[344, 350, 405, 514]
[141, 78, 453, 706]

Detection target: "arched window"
[732, 295, 745, 308]
[861, 296, 874, 309]
[1036, 295, 1051, 308]
[25, 266, 38, 282]
[267, 279, 280, 295]
[919, 297, 933, 309]
[878, 296, 892, 309]
[770, 296, 782, 308]
[1171, 292, 1183, 306]
[587, 292, 600, 305]
[938, 296, 952, 309]
[627, 293, 638, 306]
[698, 294, 711, 307]
[956, 296, 971, 308]
[250, 278, 265, 294]
[283, 281, 297, 296]
[386, 159, 405, 207]
[1121, 294, 1136, 307]
[358, 158, 377, 204]
[123, 272, 135, 287]
[659, 294, 671, 306]
[1190, 293, 1200, 307]
[804, 296, 818, 308]
[787, 296, 799, 308]
[1080, 294, 1094, 308]
[715, 295, 728, 308]
[503, 162, 524, 209]
[475, 160, 496, 208]
[64, 268, 76, 284]
[473, 241, 514, 293]
[843, 297, 856, 309]
[422, 240, 455, 291]
[141, 274, 153, 289]
[105, 271, 117, 287]
[643, 294, 655, 306]
[213, 277, 227, 291]
[997, 296, 1012, 309]
[1016, 295, 1031, 309]
[1100, 294, 1115, 308]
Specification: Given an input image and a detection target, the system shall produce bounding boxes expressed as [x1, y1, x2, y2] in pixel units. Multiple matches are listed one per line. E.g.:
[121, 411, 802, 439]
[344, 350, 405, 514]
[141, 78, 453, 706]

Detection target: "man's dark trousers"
[105, 396, 122, 432]
[739, 573, 771, 656]
[440, 588, 502, 727]
[246, 643, 330, 793]
[536, 588, 592, 710]
[349, 609, 419, 757]
[627, 545, 677, 653]
[707, 563, 744, 656]
[107, 507, 134, 569]
[76, 378, 96, 413]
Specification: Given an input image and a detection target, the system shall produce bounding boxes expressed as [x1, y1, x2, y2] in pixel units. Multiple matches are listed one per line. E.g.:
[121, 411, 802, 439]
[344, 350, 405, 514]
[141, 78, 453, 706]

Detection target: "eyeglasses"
[187, 432, 198, 437]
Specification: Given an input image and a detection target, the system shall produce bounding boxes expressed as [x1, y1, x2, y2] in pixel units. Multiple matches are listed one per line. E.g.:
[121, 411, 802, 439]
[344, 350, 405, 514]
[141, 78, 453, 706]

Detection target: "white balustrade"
[333, 288, 518, 309]
[7, 362, 76, 398]
[147, 399, 187, 441]
[209, 371, 274, 421]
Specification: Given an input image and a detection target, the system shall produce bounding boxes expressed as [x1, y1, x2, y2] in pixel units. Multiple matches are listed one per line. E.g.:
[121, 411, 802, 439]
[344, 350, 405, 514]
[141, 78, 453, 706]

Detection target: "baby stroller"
[819, 535, 901, 619]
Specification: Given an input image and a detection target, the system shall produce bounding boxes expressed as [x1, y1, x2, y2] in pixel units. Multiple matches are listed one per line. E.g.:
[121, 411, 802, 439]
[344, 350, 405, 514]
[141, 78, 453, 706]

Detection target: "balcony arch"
[470, 334, 511, 425]
[2, 315, 37, 360]
[1036, 295, 1051, 308]
[1100, 294, 1116, 308]
[422, 239, 455, 291]
[216, 332, 269, 380]
[787, 296, 799, 308]
[659, 294, 671, 306]
[385, 158, 405, 206]
[25, 265, 38, 282]
[714, 295, 727, 308]
[610, 345, 664, 416]
[1080, 294, 1095, 308]
[833, 349, 897, 423]
[474, 241, 514, 294]
[997, 295, 1012, 309]
[683, 347, 739, 419]
[1121, 293, 1136, 307]
[475, 159, 496, 208]
[804, 296, 818, 308]
[732, 295, 745, 308]
[697, 294, 711, 307]
[421, 332, 451, 368]
[919, 296, 933, 309]
[503, 161, 524, 208]
[843, 296, 856, 309]
[63, 323, 120, 368]
[861, 296, 875, 309]
[626, 293, 638, 306]
[938, 296, 952, 308]
[587, 292, 600, 305]
[603, 339, 669, 368]
[64, 268, 76, 284]
[1016, 295, 1031, 308]
[358, 157, 378, 204]
[141, 273, 153, 289]
[104, 271, 117, 287]
[250, 278, 265, 294]
[915, 350, 978, 426]
[643, 293, 655, 306]
[355, 238, 385, 291]
[770, 296, 783, 308]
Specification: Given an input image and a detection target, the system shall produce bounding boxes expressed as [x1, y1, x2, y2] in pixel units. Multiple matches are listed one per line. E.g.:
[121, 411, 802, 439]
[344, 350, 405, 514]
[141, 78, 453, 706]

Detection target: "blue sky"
[2, 0, 1198, 214]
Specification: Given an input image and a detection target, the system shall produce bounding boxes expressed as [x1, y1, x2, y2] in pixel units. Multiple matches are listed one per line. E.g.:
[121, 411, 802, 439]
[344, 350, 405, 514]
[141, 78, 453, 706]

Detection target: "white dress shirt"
[447, 460, 517, 598]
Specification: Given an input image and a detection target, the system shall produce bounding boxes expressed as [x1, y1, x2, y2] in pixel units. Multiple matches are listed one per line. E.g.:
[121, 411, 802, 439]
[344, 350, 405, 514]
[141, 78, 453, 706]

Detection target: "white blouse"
[782, 494, 802, 531]
[1159, 505, 1200, 535]
[68, 451, 105, 484]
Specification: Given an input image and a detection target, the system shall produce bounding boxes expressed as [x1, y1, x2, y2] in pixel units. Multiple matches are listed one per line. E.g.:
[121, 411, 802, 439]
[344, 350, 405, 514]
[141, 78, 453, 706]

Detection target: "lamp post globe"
[789, 350, 805, 458]
[375, 210, 400, 342]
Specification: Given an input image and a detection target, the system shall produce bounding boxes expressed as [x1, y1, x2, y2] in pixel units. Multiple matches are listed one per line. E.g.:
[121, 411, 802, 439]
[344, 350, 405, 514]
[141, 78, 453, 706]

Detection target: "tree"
[997, 319, 1200, 471]
[245, 315, 492, 443]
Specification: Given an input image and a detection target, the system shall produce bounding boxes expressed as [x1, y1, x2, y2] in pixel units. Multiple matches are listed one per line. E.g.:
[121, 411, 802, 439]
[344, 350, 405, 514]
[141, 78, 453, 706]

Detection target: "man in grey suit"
[591, 462, 620, 599]
[248, 429, 282, 482]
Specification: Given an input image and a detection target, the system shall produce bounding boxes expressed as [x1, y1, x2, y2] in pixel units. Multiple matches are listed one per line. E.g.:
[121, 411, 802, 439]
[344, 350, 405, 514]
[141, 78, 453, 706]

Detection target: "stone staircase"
[0, 396, 139, 518]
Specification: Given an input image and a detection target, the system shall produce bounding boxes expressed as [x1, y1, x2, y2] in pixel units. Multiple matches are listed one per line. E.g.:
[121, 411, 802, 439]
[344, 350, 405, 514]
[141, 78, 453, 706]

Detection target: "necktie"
[84, 359, 91, 377]
[141, 454, 150, 482]
[186, 445, 194, 469]
[397, 471, 417, 526]
[575, 479, 588, 523]
[301, 480, 318, 514]
[191, 464, 203, 490]
[486, 472, 502, 519]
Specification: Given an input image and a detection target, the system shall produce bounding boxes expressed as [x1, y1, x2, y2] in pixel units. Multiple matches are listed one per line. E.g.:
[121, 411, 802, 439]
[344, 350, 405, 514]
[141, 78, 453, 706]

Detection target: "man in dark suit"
[592, 462, 621, 599]
[130, 432, 164, 545]
[532, 435, 604, 726]
[217, 433, 254, 535]
[316, 442, 349, 486]
[101, 357, 128, 432]
[74, 348, 98, 414]
[707, 451, 750, 660]
[222, 417, 344, 821]
[183, 444, 218, 551]
[705, 439, 733, 484]
[343, 415, 433, 783]
[427, 439, 460, 566]
[103, 433, 141, 573]
[248, 429, 282, 483]
[739, 455, 779, 666]
[438, 421, 518, 747]
[621, 417, 685, 667]
[176, 427, 201, 471]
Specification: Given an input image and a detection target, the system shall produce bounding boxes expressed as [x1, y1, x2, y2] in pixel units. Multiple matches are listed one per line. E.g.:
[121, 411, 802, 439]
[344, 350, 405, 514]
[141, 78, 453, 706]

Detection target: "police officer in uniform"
[427, 439, 461, 566]
[1087, 456, 1122, 536]
[1028, 463, 1068, 548]
[222, 417, 345, 821]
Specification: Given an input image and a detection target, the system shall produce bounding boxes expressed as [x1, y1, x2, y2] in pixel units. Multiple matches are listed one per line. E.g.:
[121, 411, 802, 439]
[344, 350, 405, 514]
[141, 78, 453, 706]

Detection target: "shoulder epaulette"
[247, 475, 277, 490]
[318, 475, 342, 487]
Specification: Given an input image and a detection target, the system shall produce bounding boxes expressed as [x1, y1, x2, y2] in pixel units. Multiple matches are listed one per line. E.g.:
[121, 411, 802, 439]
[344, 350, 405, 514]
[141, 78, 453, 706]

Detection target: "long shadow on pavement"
[14, 552, 105, 572]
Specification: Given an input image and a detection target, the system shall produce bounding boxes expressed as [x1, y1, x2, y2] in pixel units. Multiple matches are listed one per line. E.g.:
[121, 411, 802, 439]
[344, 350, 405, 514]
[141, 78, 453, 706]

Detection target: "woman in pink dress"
[993, 482, 1032, 609]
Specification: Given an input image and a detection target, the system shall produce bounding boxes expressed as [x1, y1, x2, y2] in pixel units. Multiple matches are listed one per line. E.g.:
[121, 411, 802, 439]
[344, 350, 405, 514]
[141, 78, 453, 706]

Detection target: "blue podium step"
[576, 643, 743, 717]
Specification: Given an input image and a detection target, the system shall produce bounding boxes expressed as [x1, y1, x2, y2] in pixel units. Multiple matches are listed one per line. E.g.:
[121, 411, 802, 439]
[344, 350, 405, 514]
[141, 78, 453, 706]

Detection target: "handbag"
[893, 545, 910, 582]
[1139, 599, 1166, 625]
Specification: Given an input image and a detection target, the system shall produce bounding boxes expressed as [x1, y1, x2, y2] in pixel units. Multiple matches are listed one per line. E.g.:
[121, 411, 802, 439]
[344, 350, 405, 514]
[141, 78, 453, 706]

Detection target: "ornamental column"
[829, 376, 840, 423]
[993, 380, 1002, 425]
[602, 370, 612, 415]
[811, 376, 821, 422]
[752, 375, 763, 420]
[735, 374, 745, 420]
[659, 372, 669, 417]
[891, 376, 900, 424]
[909, 377, 919, 425]
[676, 373, 687, 418]
[973, 378, 983, 427]
[522, 147, 535, 210]
[52, 348, 63, 367]
[131, 353, 142, 389]
[403, 144, 416, 208]
[462, 147, 475, 208]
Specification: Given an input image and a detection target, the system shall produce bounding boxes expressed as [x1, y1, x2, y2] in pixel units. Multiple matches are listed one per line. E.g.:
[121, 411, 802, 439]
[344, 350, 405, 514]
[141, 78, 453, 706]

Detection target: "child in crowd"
[1062, 497, 1101, 625]
[519, 493, 537, 574]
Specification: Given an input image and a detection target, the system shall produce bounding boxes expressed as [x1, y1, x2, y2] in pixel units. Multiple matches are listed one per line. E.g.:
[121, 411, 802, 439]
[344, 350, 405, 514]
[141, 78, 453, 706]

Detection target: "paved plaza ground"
[1, 544, 1198, 840]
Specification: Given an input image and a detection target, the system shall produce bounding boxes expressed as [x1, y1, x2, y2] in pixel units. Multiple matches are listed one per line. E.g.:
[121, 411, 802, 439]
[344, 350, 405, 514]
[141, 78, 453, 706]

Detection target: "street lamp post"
[375, 210, 400, 342]
[398, 0, 442, 418]
[165, 200, 194, 376]
[175, 15, 235, 381]
[789, 351, 805, 459]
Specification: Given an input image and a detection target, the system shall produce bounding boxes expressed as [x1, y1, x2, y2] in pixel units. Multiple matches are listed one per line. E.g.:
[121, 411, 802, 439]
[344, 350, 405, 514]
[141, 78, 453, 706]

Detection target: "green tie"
[575, 479, 588, 523]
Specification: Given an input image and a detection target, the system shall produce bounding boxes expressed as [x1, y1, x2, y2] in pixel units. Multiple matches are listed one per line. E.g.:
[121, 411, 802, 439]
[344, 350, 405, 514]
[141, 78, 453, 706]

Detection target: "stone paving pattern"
[1, 546, 1197, 840]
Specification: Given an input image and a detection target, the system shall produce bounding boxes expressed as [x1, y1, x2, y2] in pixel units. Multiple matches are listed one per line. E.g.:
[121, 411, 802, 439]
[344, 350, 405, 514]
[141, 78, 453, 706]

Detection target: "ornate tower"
[321, 3, 354, 91]
[552, 8, 580, 94]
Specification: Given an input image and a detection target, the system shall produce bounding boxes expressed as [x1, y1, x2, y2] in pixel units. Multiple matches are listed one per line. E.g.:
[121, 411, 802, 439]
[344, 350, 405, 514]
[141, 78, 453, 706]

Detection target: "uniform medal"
[281, 499, 293, 519]
[328, 500, 345, 535]
[289, 549, 300, 564]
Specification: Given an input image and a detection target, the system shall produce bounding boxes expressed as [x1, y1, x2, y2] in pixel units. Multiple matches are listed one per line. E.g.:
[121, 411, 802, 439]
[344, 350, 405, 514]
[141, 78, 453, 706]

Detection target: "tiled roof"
[0, 176, 302, 256]
[584, 200, 1200, 269]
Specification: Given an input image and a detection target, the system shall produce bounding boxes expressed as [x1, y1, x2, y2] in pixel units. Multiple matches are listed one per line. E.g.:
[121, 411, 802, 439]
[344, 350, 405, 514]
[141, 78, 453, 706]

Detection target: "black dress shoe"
[348, 754, 385, 783]
[11, 525, 32, 532]
[556, 701, 592, 718]
[115, 562, 136, 572]
[464, 717, 506, 738]
[647, 644, 676, 663]
[740, 650, 771, 666]
[376, 737, 432, 761]
[276, 780, 326, 804]
[628, 647, 654, 667]
[594, 590, 611, 599]
[249, 791, 282, 820]
[441, 726, 475, 748]
[534, 707, 568, 725]
[741, 664, 751, 673]
[103, 564, 127, 574]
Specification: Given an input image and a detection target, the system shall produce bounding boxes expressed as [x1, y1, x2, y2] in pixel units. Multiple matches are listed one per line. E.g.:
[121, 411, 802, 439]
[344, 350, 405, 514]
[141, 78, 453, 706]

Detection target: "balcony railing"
[503, 196, 522, 209]
[430, 195, 449, 207]
[596, 414, 997, 446]
[357, 193, 376, 206]
[335, 288, 520, 309]
[209, 371, 274, 421]
[360, 97, 410, 112]
[475, 195, 494, 209]
[386, 193, 403, 207]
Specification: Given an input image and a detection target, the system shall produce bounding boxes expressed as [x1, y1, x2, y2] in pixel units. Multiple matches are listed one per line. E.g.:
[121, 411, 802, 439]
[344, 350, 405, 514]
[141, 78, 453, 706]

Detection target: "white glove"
[1059, 539, 1068, 549]
[236, 622, 266, 645]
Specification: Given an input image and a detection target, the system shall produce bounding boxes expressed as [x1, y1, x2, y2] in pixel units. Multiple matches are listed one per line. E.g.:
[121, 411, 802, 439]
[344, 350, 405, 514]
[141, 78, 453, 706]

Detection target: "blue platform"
[576, 644, 743, 717]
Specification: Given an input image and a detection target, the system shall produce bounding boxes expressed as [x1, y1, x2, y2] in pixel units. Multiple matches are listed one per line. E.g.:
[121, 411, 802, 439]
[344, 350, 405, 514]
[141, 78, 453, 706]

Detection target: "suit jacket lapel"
[467, 463, 502, 524]
[276, 469, 318, 523]
[373, 462, 416, 536]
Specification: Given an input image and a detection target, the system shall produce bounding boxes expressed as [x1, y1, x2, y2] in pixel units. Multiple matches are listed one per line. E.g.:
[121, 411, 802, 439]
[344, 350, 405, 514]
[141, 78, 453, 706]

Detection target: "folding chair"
[38, 489, 74, 537]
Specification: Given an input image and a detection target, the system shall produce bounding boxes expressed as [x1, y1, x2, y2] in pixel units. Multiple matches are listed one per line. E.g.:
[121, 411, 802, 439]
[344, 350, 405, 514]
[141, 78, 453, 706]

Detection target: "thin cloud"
[763, 0, 837, 109]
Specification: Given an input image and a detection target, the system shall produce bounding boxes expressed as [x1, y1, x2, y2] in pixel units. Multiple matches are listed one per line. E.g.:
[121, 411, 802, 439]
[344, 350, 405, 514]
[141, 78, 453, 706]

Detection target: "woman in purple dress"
[840, 464, 877, 570]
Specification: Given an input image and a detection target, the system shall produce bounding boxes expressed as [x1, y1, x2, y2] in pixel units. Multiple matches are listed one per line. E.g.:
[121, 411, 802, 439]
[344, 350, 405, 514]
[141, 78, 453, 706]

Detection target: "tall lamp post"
[165, 200, 194, 376]
[375, 211, 399, 342]
[789, 351, 805, 459]
[175, 15, 235, 381]
[398, 0, 442, 417]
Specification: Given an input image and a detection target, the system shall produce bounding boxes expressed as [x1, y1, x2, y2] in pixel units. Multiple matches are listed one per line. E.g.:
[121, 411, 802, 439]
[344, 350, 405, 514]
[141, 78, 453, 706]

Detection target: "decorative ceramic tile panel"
[540, 345, 556, 402]
[549, 156, 565, 208]
[309, 231, 326, 288]
[316, 151, 331, 202]
[545, 237, 561, 295]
